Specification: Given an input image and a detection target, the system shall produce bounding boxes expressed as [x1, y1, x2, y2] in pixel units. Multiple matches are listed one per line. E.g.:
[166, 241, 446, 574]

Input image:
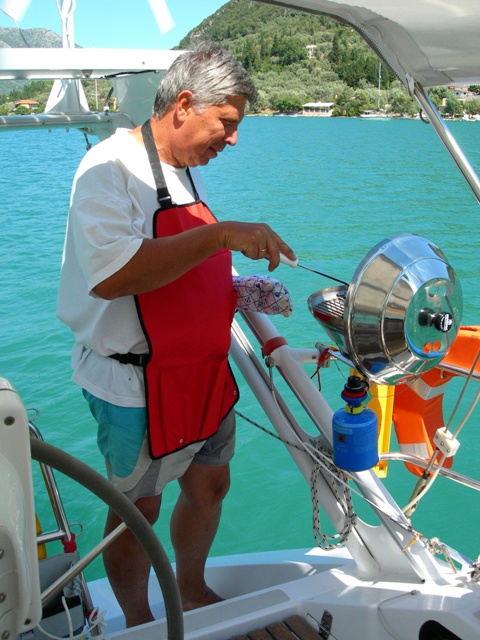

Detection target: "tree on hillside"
[333, 87, 370, 117]
[241, 39, 260, 71]
[464, 98, 480, 117]
[328, 32, 342, 66]
[274, 95, 304, 113]
[444, 93, 464, 117]
[427, 86, 448, 110]
[272, 35, 307, 66]
[388, 83, 417, 116]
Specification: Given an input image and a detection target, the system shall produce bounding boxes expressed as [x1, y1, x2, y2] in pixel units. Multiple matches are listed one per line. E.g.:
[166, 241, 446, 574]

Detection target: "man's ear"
[176, 90, 195, 121]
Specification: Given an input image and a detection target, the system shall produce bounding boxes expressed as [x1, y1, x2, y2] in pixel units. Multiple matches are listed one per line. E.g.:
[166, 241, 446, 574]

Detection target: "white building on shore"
[302, 101, 334, 116]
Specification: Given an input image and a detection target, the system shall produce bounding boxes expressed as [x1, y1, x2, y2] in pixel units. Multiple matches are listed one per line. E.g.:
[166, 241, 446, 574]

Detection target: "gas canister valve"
[433, 428, 460, 457]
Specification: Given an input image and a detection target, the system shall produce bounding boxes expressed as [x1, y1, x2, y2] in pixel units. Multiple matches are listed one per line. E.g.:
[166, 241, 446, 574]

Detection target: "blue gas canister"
[332, 376, 379, 471]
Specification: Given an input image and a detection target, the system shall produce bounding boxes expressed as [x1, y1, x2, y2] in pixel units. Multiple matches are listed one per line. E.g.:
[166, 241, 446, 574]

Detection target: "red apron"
[135, 121, 238, 459]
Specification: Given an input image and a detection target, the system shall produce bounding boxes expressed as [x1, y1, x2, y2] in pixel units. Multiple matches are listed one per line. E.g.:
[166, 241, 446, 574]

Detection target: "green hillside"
[178, 0, 398, 114]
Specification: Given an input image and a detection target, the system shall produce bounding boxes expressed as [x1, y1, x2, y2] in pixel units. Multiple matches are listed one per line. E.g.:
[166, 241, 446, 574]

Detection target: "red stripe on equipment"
[262, 337, 288, 357]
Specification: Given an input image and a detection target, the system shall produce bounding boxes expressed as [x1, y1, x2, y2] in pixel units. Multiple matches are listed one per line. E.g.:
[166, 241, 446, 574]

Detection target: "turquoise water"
[1, 117, 479, 581]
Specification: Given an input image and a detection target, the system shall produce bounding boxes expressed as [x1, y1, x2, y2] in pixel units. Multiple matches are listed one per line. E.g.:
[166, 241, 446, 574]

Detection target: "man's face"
[177, 95, 246, 167]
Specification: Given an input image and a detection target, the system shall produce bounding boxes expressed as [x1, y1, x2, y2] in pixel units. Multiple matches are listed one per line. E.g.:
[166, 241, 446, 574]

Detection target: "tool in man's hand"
[279, 253, 349, 286]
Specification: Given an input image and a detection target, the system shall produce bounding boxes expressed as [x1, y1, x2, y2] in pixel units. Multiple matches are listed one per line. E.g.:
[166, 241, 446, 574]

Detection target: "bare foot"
[181, 585, 224, 611]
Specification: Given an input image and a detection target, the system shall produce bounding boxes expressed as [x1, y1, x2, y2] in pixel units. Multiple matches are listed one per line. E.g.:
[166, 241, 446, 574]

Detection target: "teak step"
[230, 615, 320, 640]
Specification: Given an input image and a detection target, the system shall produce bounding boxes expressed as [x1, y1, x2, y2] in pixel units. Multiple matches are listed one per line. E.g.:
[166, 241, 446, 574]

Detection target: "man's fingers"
[219, 221, 295, 269]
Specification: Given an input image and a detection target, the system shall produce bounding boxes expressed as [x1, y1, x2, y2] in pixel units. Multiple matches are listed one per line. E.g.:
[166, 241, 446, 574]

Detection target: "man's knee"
[208, 468, 230, 503]
[134, 494, 162, 525]
[180, 463, 230, 507]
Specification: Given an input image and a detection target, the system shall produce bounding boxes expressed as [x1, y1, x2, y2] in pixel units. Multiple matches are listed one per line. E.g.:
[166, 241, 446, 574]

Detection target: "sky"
[0, 0, 231, 49]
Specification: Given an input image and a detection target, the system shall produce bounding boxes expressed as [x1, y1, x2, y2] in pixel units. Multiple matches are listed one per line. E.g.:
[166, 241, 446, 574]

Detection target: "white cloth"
[233, 275, 293, 317]
[57, 128, 207, 407]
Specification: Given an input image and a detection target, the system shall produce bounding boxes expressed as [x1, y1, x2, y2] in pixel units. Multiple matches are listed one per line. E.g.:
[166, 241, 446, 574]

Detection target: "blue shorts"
[82, 390, 235, 502]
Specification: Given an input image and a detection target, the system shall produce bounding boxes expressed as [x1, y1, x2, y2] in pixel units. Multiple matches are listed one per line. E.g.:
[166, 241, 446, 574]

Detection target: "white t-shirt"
[57, 128, 208, 407]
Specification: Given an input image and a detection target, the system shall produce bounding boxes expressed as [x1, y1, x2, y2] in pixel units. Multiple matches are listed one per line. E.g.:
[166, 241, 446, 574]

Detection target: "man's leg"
[171, 461, 230, 610]
[103, 494, 161, 628]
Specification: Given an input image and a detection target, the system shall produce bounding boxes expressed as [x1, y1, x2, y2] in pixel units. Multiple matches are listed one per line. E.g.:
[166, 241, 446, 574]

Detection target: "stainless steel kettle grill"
[308, 234, 463, 385]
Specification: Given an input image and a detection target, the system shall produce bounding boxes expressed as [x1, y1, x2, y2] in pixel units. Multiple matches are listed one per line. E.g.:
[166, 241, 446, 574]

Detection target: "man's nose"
[224, 128, 238, 146]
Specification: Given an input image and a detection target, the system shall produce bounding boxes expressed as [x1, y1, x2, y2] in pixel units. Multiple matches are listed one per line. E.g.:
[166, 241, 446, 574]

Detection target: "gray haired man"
[58, 42, 295, 627]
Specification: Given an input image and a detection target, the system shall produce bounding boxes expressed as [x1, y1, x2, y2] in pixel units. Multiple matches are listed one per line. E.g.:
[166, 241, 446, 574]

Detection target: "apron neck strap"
[141, 119, 173, 210]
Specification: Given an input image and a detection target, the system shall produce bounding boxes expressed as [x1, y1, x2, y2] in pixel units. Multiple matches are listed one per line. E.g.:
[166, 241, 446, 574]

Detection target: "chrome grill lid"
[308, 234, 463, 385]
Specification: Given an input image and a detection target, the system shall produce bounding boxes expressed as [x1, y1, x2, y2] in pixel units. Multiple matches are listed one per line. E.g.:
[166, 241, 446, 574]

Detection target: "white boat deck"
[86, 547, 479, 640]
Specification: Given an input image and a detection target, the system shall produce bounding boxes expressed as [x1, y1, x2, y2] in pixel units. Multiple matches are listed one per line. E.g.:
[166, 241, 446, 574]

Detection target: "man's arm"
[93, 220, 295, 300]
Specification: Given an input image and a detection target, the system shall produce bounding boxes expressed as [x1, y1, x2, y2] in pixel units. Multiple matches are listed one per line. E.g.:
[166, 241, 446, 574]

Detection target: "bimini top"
[260, 0, 480, 88]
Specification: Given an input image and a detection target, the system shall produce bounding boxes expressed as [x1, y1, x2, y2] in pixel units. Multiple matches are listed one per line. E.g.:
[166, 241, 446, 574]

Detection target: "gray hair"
[153, 42, 256, 118]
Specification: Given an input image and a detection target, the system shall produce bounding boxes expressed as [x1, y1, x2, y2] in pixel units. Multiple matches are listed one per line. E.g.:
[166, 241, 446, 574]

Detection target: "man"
[57, 42, 295, 627]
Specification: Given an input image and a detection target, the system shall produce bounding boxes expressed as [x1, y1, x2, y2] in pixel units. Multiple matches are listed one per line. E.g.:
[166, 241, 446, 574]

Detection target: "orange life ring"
[392, 326, 480, 477]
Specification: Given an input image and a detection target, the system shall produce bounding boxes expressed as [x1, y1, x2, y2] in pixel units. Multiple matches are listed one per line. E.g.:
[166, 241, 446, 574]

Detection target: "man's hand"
[217, 221, 296, 272]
